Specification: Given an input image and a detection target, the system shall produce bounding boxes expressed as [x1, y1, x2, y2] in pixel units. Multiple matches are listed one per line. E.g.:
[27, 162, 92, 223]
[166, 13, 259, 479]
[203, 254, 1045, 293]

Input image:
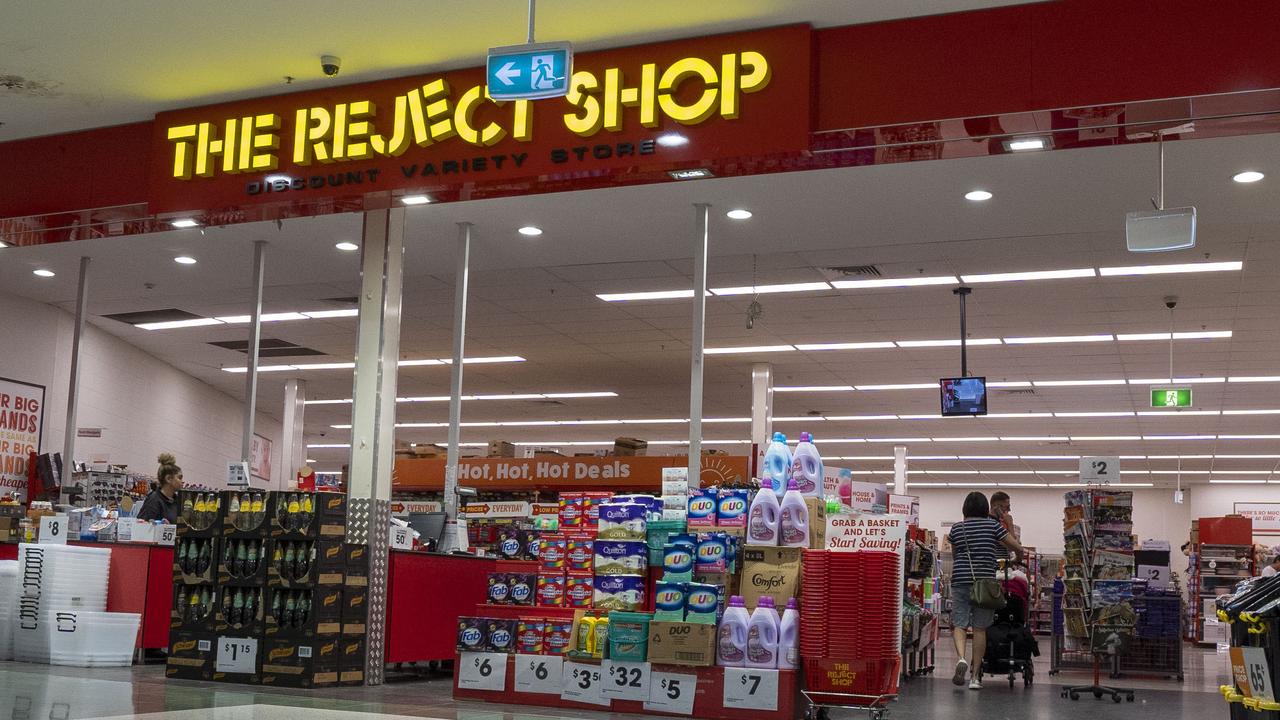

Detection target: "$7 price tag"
[723, 667, 779, 711]
[645, 671, 697, 715]
[514, 653, 563, 694]
[561, 661, 609, 706]
[458, 651, 508, 691]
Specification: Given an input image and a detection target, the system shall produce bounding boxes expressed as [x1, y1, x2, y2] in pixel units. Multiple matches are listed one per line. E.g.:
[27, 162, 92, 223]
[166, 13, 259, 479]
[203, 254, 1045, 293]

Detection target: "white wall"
[0, 289, 282, 492]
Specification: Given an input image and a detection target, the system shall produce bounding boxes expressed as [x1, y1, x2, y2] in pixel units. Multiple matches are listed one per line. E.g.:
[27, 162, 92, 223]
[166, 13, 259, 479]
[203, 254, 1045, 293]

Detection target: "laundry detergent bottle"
[748, 486, 781, 546]
[791, 432, 824, 497]
[717, 595, 750, 666]
[746, 596, 781, 668]
[779, 478, 810, 548]
[778, 597, 800, 669]
[762, 432, 793, 497]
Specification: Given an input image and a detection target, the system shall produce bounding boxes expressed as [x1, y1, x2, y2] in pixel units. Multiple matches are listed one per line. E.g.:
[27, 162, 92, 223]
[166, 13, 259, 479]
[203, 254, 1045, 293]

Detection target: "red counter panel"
[385, 551, 495, 664]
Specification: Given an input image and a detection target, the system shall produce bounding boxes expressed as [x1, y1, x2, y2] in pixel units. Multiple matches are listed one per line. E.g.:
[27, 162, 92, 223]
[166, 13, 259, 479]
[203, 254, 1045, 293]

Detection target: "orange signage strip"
[393, 455, 748, 491]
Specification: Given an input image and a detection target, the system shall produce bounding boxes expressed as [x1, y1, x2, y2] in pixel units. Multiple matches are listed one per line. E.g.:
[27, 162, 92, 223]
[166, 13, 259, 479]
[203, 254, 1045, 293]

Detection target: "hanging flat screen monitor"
[940, 376, 988, 416]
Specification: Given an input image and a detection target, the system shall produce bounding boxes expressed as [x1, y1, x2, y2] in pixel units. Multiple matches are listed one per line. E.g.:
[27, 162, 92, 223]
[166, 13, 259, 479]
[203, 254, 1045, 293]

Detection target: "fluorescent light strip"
[1004, 334, 1113, 344]
[896, 338, 1002, 348]
[1098, 261, 1242, 276]
[710, 282, 831, 296]
[224, 355, 525, 372]
[1230, 376, 1280, 383]
[1034, 379, 1127, 387]
[1129, 377, 1225, 385]
[961, 268, 1096, 283]
[774, 385, 856, 392]
[705, 345, 796, 355]
[136, 318, 224, 330]
[1211, 479, 1268, 484]
[796, 342, 896, 351]
[831, 276, 958, 289]
[597, 289, 693, 302]
[1117, 331, 1232, 341]
[855, 383, 937, 391]
[1055, 411, 1134, 417]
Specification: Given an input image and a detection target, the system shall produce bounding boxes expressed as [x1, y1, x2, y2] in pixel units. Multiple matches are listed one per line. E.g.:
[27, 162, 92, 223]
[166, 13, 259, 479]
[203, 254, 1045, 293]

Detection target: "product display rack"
[1187, 543, 1254, 644]
[901, 531, 936, 679]
[1033, 555, 1063, 636]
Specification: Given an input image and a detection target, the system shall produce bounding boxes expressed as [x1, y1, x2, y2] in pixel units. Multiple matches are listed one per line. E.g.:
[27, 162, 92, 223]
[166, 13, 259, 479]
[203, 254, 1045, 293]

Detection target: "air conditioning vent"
[999, 388, 1037, 395]
[209, 339, 326, 357]
[824, 264, 883, 277]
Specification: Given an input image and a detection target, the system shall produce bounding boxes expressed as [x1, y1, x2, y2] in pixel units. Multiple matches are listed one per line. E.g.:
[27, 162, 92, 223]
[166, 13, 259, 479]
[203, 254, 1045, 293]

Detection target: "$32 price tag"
[602, 660, 651, 701]
[514, 653, 563, 694]
[457, 651, 508, 691]
[561, 661, 608, 706]
[645, 671, 697, 715]
[723, 667, 780, 711]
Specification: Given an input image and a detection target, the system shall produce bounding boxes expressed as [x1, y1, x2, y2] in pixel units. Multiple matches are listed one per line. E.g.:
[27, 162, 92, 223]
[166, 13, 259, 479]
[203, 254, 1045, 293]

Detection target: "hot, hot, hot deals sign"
[0, 378, 44, 501]
[148, 26, 811, 213]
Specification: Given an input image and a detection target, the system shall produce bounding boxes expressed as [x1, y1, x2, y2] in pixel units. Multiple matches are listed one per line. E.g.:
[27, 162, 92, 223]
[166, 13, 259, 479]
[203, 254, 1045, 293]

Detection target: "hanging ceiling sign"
[149, 26, 811, 214]
[1150, 386, 1192, 408]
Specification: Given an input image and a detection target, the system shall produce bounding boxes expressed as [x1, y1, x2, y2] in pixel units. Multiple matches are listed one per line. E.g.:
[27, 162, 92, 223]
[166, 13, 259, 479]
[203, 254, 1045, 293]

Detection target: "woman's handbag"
[961, 526, 1007, 610]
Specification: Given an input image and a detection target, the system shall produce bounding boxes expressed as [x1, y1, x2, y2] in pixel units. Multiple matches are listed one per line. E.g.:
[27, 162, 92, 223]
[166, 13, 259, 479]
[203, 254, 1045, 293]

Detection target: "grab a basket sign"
[825, 513, 909, 555]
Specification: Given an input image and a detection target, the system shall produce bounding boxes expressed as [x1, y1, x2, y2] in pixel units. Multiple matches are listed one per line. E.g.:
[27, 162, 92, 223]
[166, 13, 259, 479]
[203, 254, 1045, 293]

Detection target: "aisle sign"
[215, 636, 258, 674]
[825, 513, 910, 556]
[1079, 456, 1120, 484]
[1232, 646, 1275, 701]
[38, 515, 67, 545]
[723, 667, 780, 711]
[514, 653, 563, 694]
[562, 661, 608, 706]
[458, 651, 508, 691]
[644, 671, 697, 715]
[1150, 386, 1192, 408]
[602, 660, 651, 701]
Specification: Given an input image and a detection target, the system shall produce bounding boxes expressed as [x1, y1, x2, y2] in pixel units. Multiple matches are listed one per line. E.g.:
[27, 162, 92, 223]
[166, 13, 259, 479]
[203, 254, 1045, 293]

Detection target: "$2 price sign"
[514, 653, 563, 694]
[458, 651, 508, 691]
[602, 660, 651, 701]
[723, 667, 780, 711]
[644, 671, 697, 715]
[561, 661, 609, 706]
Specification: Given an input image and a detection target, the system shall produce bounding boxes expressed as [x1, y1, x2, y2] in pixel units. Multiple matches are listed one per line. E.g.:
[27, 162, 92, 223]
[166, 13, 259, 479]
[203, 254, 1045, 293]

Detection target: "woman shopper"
[949, 491, 1024, 690]
[137, 453, 183, 524]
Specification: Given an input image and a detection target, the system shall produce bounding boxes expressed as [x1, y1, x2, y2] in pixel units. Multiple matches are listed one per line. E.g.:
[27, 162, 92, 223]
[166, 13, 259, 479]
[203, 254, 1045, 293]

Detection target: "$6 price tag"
[514, 653, 563, 694]
[458, 651, 507, 691]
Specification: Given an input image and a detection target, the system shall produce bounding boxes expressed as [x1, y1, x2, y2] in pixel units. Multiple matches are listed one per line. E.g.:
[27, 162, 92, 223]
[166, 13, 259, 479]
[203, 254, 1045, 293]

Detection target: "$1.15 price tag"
[602, 660, 651, 701]
[214, 636, 258, 674]
[645, 671, 697, 715]
[723, 667, 780, 711]
[458, 651, 508, 691]
[514, 653, 563, 694]
[561, 661, 608, 706]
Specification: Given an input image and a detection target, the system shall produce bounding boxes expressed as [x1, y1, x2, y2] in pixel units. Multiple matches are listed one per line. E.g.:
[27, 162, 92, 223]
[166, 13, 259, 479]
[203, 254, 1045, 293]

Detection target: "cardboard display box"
[166, 632, 215, 681]
[804, 497, 827, 550]
[339, 634, 367, 686]
[217, 537, 269, 586]
[488, 440, 517, 458]
[613, 437, 648, 456]
[344, 543, 369, 575]
[0, 517, 18, 544]
[646, 621, 715, 666]
[342, 581, 369, 624]
[260, 635, 340, 688]
[170, 584, 218, 633]
[266, 538, 345, 588]
[740, 546, 802, 610]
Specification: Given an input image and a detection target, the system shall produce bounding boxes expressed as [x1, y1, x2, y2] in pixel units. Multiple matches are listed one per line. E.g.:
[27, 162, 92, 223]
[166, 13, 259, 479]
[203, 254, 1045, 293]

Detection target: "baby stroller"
[980, 569, 1039, 687]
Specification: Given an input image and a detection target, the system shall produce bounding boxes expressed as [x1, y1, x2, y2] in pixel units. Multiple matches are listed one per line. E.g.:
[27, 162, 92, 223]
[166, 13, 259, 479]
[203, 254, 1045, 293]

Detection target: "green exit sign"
[1150, 387, 1193, 408]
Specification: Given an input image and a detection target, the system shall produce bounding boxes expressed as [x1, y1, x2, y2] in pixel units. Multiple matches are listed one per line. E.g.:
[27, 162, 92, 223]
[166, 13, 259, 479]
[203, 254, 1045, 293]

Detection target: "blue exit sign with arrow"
[487, 41, 574, 101]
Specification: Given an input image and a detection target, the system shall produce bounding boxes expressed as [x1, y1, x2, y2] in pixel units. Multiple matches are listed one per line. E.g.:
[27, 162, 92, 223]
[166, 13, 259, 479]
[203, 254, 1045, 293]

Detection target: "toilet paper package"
[597, 502, 647, 540]
[593, 574, 646, 612]
[594, 540, 648, 575]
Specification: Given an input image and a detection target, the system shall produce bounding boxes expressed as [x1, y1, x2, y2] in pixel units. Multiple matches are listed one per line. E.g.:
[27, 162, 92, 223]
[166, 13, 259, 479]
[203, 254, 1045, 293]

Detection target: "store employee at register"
[137, 453, 183, 524]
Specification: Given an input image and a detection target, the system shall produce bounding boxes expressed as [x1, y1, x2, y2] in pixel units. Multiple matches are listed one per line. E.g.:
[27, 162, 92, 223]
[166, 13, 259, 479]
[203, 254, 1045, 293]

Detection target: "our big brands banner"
[0, 377, 44, 501]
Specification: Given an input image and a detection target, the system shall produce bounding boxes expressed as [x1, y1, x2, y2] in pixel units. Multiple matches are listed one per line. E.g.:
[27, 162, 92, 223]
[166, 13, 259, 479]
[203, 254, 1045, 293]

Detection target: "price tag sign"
[157, 525, 177, 546]
[561, 661, 608, 706]
[645, 671, 697, 715]
[1233, 647, 1275, 701]
[38, 515, 67, 545]
[515, 653, 563, 694]
[215, 636, 258, 674]
[723, 668, 779, 711]
[1079, 456, 1120, 484]
[458, 651, 508, 691]
[603, 660, 651, 701]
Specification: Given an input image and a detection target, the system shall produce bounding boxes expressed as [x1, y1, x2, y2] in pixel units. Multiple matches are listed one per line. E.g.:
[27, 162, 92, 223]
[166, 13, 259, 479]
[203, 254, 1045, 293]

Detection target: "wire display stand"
[1113, 592, 1184, 681]
[802, 689, 896, 720]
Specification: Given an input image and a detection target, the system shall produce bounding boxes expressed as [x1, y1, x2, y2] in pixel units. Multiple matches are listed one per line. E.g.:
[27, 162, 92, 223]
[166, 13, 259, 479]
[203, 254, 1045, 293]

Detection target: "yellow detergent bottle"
[576, 616, 598, 656]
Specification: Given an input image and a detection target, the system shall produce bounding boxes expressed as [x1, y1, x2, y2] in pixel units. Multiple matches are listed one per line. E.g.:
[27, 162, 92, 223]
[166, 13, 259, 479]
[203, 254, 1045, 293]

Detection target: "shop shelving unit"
[1033, 555, 1063, 636]
[1187, 543, 1253, 644]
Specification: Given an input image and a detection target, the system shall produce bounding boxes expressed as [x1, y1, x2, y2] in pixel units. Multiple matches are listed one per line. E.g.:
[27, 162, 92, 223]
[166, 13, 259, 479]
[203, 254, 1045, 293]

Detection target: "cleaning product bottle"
[717, 596, 751, 666]
[791, 432, 824, 497]
[778, 598, 800, 669]
[762, 432, 792, 497]
[745, 596, 780, 668]
[593, 616, 609, 659]
[779, 478, 810, 548]
[576, 615, 598, 656]
[748, 486, 781, 545]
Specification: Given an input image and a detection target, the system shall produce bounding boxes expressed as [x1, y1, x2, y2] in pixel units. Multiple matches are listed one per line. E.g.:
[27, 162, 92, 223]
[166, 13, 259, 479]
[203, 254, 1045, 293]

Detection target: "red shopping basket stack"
[801, 549, 901, 704]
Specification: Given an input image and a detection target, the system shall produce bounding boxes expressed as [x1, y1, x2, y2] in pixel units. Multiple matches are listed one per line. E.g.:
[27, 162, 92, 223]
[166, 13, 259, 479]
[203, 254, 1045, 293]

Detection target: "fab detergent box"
[686, 488, 717, 528]
[507, 573, 536, 606]
[496, 527, 524, 560]
[486, 573, 511, 605]
[593, 574, 645, 612]
[485, 618, 518, 653]
[456, 617, 486, 653]
[716, 489, 750, 527]
[593, 540, 647, 575]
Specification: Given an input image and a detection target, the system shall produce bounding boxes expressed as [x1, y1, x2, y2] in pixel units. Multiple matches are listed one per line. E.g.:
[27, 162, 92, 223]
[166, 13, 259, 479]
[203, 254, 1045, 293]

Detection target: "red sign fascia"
[148, 25, 812, 216]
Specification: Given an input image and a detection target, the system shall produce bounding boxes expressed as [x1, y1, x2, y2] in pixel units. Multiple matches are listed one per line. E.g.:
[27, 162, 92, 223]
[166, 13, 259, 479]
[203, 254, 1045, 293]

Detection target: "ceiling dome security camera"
[320, 55, 341, 77]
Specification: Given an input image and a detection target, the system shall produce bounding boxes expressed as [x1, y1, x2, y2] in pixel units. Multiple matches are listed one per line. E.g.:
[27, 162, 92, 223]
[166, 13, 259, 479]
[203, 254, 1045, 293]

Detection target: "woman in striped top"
[949, 491, 1025, 690]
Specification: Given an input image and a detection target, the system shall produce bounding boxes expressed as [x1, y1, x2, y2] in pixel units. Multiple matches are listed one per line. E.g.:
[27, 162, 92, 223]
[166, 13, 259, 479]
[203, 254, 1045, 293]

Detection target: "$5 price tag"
[602, 660, 651, 701]
[514, 653, 563, 694]
[458, 651, 508, 691]
[723, 667, 780, 711]
[645, 671, 697, 715]
[561, 661, 608, 706]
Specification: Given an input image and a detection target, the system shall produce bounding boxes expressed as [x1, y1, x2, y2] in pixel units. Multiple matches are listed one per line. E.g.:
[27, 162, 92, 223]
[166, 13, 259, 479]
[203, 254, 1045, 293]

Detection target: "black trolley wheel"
[1112, 694, 1122, 703]
[1070, 691, 1080, 700]
[1126, 693, 1136, 702]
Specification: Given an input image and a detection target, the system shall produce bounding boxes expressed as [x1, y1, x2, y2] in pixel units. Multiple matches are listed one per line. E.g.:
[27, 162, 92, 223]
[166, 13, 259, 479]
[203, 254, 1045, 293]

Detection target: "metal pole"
[242, 240, 267, 462]
[893, 446, 908, 495]
[749, 363, 773, 478]
[62, 256, 90, 485]
[954, 286, 971, 377]
[281, 379, 307, 489]
[1157, 132, 1165, 210]
[688, 203, 710, 488]
[445, 222, 472, 520]
[527, 0, 536, 43]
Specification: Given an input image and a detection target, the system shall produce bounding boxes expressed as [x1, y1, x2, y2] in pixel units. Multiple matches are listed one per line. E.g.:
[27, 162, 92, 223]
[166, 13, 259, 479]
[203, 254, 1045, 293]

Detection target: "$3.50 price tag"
[458, 651, 508, 691]
[561, 661, 609, 706]
[723, 667, 780, 711]
[514, 653, 563, 694]
[602, 660, 651, 701]
[644, 671, 697, 715]
[215, 636, 258, 674]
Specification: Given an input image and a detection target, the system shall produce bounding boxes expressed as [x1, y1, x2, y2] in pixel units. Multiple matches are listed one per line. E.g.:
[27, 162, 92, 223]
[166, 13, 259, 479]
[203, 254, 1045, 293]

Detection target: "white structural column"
[894, 445, 908, 495]
[241, 241, 267, 462]
[345, 207, 405, 686]
[750, 363, 774, 474]
[444, 222, 472, 520]
[61, 256, 90, 490]
[687, 203, 710, 488]
[280, 379, 307, 489]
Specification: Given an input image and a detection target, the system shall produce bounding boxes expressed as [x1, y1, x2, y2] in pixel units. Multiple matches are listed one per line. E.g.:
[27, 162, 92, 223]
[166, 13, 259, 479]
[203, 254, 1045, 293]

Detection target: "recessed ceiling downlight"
[170, 218, 200, 228]
[174, 256, 197, 265]
[335, 242, 360, 252]
[33, 269, 55, 278]
[726, 209, 753, 220]
[965, 190, 993, 201]
[518, 226, 543, 237]
[400, 194, 431, 205]
[1234, 171, 1265, 183]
